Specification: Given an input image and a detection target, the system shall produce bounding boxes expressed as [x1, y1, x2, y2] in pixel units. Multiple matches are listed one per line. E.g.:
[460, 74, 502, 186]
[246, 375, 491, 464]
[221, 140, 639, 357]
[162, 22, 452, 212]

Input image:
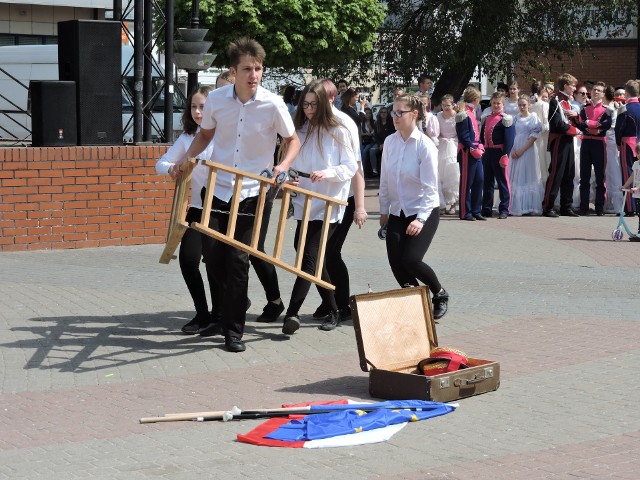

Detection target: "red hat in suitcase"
[418, 347, 468, 376]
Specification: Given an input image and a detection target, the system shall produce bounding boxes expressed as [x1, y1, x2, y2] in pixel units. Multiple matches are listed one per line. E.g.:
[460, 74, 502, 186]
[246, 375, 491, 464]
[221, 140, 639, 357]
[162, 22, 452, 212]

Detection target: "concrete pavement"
[0, 183, 639, 479]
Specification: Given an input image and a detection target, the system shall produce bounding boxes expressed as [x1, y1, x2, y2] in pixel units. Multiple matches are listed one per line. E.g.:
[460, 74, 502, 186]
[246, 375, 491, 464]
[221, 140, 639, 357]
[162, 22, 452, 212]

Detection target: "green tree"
[170, 0, 386, 75]
[378, 0, 638, 104]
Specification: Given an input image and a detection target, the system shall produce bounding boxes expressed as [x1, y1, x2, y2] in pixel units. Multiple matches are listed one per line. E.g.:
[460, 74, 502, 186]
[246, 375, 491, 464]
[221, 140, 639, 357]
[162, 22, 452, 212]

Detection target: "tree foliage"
[378, 0, 638, 103]
[169, 0, 386, 74]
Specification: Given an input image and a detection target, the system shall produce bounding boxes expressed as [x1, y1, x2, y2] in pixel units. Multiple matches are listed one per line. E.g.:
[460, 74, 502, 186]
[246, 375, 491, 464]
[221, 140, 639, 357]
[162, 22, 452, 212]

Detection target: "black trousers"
[315, 195, 355, 310]
[205, 195, 280, 340]
[544, 135, 575, 212]
[286, 220, 338, 316]
[179, 207, 218, 317]
[385, 208, 442, 295]
[248, 198, 281, 302]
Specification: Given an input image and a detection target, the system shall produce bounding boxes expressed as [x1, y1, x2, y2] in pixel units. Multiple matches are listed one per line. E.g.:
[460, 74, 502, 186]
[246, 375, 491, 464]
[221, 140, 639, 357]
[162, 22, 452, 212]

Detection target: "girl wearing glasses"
[281, 80, 358, 335]
[379, 94, 449, 320]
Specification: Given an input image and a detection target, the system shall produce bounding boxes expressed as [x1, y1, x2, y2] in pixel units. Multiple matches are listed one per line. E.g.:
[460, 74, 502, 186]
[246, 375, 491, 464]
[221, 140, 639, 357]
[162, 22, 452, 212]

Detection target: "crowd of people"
[157, 36, 640, 352]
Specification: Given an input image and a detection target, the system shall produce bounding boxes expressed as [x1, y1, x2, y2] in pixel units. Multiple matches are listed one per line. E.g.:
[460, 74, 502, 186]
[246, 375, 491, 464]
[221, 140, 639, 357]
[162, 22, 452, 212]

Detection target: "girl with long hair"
[155, 86, 218, 335]
[282, 80, 358, 335]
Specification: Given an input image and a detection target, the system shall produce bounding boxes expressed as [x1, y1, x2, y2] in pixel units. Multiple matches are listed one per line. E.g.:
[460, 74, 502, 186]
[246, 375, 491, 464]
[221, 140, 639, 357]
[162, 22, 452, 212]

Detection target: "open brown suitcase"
[350, 286, 500, 403]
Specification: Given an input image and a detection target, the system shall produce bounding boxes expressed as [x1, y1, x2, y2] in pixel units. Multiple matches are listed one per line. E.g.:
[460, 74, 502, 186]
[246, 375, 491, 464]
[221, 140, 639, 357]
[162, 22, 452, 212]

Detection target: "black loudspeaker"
[57, 19, 122, 145]
[29, 81, 78, 147]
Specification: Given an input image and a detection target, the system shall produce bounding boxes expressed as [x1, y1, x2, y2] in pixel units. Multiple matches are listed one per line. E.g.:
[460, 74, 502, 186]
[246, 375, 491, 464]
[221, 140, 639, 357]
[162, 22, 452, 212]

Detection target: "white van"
[0, 44, 184, 144]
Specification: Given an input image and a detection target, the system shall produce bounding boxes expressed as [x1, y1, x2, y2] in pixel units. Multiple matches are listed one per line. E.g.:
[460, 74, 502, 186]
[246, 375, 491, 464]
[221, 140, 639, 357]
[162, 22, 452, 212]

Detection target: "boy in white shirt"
[178, 37, 301, 352]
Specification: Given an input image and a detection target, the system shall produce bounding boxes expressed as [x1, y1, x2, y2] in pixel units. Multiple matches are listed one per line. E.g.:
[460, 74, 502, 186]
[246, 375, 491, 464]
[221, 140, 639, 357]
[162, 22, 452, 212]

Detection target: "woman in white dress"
[529, 87, 551, 184]
[603, 85, 624, 213]
[509, 95, 544, 216]
[436, 94, 460, 214]
[503, 81, 521, 116]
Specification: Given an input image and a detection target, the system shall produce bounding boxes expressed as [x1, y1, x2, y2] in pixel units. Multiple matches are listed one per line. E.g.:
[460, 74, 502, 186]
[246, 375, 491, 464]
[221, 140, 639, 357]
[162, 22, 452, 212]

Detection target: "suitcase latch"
[439, 377, 450, 389]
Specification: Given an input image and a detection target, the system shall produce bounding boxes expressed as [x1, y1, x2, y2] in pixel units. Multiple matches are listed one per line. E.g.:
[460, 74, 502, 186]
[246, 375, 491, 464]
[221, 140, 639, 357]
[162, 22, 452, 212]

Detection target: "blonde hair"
[456, 87, 481, 113]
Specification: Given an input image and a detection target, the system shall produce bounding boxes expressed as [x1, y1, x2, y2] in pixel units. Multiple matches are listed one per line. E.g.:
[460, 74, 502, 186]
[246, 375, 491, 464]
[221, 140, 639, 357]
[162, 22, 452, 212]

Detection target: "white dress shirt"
[379, 127, 440, 220]
[200, 85, 295, 202]
[332, 105, 363, 198]
[292, 123, 358, 222]
[155, 131, 214, 209]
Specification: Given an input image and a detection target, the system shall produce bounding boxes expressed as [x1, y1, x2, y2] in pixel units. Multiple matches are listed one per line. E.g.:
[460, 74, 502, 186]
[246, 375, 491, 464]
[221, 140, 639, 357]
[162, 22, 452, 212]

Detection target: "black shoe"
[312, 303, 332, 319]
[630, 235, 640, 242]
[596, 211, 604, 216]
[282, 315, 300, 335]
[181, 313, 210, 335]
[319, 311, 340, 331]
[543, 210, 559, 218]
[199, 322, 223, 337]
[225, 338, 246, 353]
[624, 212, 636, 217]
[246, 298, 251, 311]
[339, 307, 352, 322]
[432, 289, 449, 320]
[498, 213, 508, 219]
[579, 209, 590, 216]
[561, 209, 580, 217]
[256, 301, 285, 323]
[481, 211, 493, 218]
[463, 215, 476, 221]
[473, 215, 487, 221]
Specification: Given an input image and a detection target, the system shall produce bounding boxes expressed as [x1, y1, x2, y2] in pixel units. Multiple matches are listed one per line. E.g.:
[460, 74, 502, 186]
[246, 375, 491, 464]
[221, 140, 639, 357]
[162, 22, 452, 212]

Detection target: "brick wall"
[0, 145, 174, 252]
[517, 41, 637, 91]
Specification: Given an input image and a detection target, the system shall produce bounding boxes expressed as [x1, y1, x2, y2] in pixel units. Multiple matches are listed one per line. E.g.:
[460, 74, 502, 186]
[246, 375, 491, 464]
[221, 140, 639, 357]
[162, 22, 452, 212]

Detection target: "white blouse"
[155, 131, 214, 209]
[292, 123, 358, 222]
[379, 127, 440, 220]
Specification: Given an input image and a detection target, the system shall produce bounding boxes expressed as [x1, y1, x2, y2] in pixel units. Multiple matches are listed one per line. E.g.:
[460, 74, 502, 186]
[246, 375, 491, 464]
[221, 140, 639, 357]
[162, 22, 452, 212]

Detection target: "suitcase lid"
[349, 286, 438, 372]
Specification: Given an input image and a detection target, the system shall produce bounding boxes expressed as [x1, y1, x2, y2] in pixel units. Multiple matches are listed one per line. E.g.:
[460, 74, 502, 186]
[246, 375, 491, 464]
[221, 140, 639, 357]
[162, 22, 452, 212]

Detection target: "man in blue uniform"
[614, 79, 640, 216]
[480, 92, 515, 219]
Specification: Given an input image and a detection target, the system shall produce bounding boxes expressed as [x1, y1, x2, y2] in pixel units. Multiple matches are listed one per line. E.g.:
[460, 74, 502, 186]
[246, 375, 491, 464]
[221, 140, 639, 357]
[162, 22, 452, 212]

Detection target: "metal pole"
[187, 0, 200, 95]
[143, 0, 152, 142]
[113, 0, 122, 21]
[164, 0, 174, 143]
[636, 0, 640, 79]
[133, 0, 143, 143]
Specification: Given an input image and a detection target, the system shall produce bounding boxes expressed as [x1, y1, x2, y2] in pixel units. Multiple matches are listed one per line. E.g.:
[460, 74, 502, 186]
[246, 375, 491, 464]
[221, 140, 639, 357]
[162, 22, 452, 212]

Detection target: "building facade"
[0, 1, 110, 46]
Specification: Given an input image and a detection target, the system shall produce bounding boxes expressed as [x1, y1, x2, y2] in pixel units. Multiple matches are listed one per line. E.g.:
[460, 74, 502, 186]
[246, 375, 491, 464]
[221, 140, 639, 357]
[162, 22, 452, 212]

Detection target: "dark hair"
[604, 85, 615, 102]
[283, 85, 296, 104]
[341, 88, 357, 107]
[337, 79, 348, 87]
[182, 86, 213, 135]
[418, 75, 433, 84]
[228, 36, 266, 67]
[375, 106, 389, 130]
[531, 80, 542, 96]
[294, 80, 346, 155]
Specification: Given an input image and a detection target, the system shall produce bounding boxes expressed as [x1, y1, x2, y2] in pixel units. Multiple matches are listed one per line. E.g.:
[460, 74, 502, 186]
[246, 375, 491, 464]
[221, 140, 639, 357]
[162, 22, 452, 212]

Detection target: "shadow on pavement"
[276, 375, 369, 397]
[4, 311, 278, 373]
